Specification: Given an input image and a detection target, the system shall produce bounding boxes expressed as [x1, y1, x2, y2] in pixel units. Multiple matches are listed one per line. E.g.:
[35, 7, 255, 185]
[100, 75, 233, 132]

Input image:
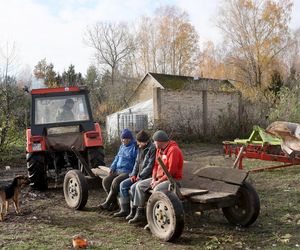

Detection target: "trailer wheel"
[26, 153, 48, 190]
[64, 170, 88, 210]
[87, 146, 105, 168]
[147, 191, 184, 242]
[222, 181, 260, 227]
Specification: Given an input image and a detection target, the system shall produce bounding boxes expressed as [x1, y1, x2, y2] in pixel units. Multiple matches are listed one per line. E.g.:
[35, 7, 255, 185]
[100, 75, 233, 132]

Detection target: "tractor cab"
[30, 87, 94, 136]
[26, 86, 105, 190]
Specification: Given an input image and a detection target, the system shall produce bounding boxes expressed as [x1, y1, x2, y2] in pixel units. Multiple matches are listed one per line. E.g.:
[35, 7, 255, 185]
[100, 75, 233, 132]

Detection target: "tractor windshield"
[34, 95, 90, 125]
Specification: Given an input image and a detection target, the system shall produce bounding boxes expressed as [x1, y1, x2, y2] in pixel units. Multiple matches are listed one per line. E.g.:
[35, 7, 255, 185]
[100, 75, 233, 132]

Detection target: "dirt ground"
[1, 143, 300, 249]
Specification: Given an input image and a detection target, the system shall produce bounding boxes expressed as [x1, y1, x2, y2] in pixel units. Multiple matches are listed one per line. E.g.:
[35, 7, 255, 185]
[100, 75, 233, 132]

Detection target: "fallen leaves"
[281, 213, 300, 225]
[278, 233, 292, 244]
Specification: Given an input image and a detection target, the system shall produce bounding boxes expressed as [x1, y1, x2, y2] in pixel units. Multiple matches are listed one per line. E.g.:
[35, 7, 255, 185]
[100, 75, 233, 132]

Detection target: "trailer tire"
[147, 191, 184, 242]
[87, 146, 105, 168]
[26, 153, 48, 190]
[222, 182, 260, 227]
[64, 170, 88, 210]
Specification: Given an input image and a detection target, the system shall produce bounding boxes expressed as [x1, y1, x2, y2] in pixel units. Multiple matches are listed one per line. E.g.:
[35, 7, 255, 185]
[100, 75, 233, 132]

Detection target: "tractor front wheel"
[26, 152, 48, 190]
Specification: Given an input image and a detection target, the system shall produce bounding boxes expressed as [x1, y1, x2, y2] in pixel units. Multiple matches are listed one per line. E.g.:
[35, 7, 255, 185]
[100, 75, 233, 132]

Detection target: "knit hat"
[152, 130, 169, 142]
[136, 130, 150, 142]
[121, 128, 133, 139]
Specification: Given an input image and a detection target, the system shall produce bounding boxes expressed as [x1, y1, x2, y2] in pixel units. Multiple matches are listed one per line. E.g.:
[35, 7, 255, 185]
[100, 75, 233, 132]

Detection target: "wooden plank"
[99, 166, 110, 173]
[193, 166, 248, 185]
[183, 161, 203, 176]
[190, 191, 235, 203]
[179, 188, 208, 197]
[199, 179, 240, 194]
[91, 166, 110, 178]
[182, 176, 240, 194]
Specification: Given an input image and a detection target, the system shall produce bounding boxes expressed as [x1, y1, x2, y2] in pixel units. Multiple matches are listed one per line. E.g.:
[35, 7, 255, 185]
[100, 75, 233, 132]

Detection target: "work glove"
[130, 175, 137, 183]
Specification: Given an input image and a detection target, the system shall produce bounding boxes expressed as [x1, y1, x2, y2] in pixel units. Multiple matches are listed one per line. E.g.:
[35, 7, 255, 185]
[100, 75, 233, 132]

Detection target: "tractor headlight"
[32, 143, 42, 151]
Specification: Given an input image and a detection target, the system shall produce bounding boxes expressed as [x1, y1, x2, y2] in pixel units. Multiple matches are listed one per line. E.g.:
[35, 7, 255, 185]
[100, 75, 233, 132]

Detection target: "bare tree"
[85, 22, 136, 85]
[156, 6, 199, 75]
[136, 16, 159, 74]
[0, 42, 24, 150]
[0, 42, 18, 79]
[284, 28, 300, 78]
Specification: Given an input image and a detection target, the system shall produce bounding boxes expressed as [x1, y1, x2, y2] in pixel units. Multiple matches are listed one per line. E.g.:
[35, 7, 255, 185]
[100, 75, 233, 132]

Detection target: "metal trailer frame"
[223, 126, 300, 172]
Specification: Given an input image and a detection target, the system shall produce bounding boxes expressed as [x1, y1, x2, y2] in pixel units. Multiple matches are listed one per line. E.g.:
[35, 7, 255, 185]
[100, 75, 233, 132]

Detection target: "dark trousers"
[102, 173, 129, 203]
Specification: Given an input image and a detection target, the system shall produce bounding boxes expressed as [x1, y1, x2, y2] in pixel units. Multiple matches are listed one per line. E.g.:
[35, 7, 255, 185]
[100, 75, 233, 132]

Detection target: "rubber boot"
[144, 224, 150, 231]
[113, 197, 130, 217]
[99, 191, 117, 210]
[128, 207, 146, 224]
[126, 202, 137, 220]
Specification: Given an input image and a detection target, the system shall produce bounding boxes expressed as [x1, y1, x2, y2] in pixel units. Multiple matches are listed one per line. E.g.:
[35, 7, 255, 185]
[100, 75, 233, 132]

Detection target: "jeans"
[133, 178, 174, 207]
[120, 178, 140, 201]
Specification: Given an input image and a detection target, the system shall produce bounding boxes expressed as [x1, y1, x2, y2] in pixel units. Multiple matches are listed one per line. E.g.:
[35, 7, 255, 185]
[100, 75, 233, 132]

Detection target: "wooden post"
[233, 146, 245, 169]
[202, 90, 208, 136]
[238, 92, 242, 131]
[153, 87, 161, 121]
[157, 157, 183, 199]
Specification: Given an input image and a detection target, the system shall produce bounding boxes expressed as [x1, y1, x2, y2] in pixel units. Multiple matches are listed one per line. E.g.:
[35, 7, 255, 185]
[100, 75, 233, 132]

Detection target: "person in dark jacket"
[129, 130, 183, 224]
[56, 98, 75, 121]
[113, 130, 156, 218]
[99, 128, 138, 210]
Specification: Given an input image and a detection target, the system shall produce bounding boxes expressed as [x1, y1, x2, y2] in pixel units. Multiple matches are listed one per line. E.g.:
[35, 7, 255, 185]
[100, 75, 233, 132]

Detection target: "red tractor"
[26, 86, 105, 191]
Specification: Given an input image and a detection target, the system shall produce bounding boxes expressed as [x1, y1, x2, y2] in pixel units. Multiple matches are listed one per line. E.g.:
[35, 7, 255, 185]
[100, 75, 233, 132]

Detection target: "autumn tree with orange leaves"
[136, 6, 199, 76]
[197, 41, 229, 79]
[217, 0, 293, 95]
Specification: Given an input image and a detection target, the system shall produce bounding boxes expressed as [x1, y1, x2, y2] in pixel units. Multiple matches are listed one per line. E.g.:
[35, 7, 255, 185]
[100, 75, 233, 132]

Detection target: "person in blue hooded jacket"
[113, 130, 155, 218]
[99, 128, 138, 210]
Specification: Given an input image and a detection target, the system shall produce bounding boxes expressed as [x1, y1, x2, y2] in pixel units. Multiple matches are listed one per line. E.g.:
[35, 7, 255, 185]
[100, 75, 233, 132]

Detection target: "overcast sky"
[0, 0, 299, 75]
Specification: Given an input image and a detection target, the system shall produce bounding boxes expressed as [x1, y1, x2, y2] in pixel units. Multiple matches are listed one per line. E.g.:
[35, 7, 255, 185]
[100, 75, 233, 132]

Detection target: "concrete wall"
[207, 91, 240, 126]
[154, 87, 240, 136]
[108, 75, 240, 139]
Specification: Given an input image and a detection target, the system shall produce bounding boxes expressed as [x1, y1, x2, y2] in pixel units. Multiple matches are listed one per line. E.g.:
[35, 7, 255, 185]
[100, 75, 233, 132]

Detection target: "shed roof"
[148, 72, 232, 90]
[149, 73, 193, 90]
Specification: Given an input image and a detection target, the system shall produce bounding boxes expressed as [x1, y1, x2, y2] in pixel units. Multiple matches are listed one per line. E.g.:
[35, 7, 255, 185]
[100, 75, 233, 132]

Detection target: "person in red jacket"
[129, 130, 184, 224]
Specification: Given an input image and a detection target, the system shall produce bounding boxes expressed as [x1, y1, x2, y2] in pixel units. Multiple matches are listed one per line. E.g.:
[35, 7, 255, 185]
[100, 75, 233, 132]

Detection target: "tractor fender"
[26, 128, 46, 153]
[83, 123, 103, 147]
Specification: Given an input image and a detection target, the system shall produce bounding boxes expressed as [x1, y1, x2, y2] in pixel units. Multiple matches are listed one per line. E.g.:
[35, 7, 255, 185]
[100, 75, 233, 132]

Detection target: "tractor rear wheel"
[87, 146, 105, 168]
[26, 152, 48, 190]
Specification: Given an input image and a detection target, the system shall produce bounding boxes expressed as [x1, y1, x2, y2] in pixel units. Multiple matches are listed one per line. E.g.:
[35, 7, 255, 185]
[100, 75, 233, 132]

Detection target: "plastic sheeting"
[106, 99, 153, 140]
